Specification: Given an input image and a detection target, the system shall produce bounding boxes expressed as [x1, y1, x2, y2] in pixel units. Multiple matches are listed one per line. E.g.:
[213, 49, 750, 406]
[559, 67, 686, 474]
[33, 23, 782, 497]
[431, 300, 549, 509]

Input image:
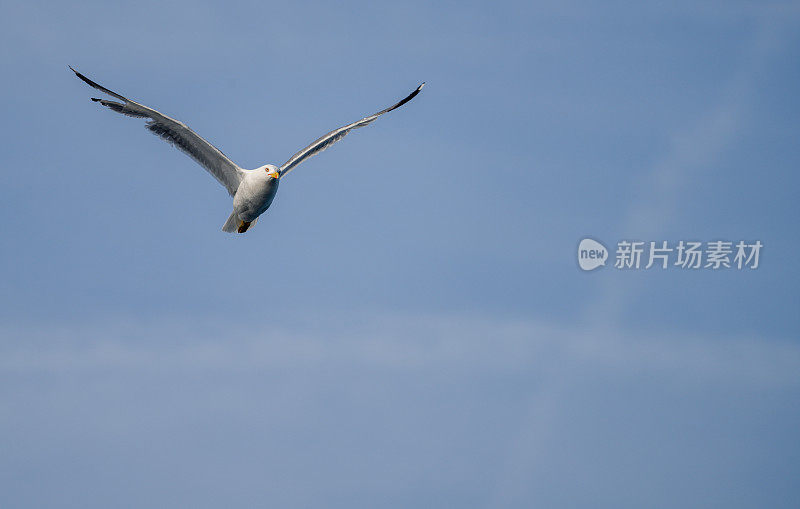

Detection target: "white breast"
[233, 171, 280, 221]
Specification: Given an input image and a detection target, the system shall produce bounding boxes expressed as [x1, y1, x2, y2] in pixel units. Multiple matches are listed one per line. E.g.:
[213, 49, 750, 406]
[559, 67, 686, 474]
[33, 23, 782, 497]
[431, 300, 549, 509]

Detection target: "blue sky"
[1, 1, 799, 507]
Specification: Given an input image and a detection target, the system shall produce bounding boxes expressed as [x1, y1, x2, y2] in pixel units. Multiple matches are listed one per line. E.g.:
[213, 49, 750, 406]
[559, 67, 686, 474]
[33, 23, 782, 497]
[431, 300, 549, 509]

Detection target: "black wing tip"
[385, 82, 425, 113]
[69, 66, 93, 85]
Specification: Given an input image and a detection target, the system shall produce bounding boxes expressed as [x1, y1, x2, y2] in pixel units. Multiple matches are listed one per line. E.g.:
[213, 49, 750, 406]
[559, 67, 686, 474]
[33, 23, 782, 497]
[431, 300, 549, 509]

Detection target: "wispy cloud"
[3, 313, 798, 507]
[2, 313, 798, 386]
[586, 17, 790, 328]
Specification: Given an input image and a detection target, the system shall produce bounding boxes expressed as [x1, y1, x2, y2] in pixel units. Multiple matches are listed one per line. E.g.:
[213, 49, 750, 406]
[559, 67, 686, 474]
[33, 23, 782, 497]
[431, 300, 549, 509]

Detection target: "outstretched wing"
[70, 66, 245, 196]
[279, 83, 424, 177]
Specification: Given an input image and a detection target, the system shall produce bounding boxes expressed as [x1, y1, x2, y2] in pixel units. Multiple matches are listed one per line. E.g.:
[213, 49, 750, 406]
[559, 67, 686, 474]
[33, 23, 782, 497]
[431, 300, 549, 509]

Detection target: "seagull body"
[230, 165, 281, 231]
[70, 67, 423, 233]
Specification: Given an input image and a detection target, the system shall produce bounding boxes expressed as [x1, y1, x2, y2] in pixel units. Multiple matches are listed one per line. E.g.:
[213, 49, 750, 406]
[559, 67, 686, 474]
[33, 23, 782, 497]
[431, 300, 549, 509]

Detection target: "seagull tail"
[222, 210, 241, 233]
[222, 210, 257, 234]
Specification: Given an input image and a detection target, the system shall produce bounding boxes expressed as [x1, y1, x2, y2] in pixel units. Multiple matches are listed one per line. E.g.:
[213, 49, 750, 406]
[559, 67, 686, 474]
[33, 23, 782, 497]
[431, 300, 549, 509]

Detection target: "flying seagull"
[70, 67, 424, 233]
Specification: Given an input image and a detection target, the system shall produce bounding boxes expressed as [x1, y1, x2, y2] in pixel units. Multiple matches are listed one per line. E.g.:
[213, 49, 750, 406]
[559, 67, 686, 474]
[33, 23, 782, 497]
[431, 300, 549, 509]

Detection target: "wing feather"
[71, 67, 245, 196]
[279, 83, 424, 177]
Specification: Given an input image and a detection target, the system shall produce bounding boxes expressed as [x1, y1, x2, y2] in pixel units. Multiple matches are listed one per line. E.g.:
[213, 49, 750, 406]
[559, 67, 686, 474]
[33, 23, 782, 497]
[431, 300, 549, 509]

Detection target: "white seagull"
[70, 67, 424, 233]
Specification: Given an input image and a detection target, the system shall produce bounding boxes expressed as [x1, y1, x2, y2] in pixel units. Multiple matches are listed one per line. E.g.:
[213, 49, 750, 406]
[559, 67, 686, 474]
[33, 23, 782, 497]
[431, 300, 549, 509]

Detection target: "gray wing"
[70, 66, 245, 196]
[279, 83, 424, 177]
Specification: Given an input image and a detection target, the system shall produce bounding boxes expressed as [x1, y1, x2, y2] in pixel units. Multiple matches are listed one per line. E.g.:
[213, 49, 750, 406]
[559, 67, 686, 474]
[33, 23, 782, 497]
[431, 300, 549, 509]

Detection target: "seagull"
[70, 67, 424, 233]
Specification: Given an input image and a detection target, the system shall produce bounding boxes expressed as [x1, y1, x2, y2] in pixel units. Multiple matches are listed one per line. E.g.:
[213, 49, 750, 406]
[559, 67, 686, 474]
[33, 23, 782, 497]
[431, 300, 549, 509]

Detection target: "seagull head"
[264, 164, 280, 180]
